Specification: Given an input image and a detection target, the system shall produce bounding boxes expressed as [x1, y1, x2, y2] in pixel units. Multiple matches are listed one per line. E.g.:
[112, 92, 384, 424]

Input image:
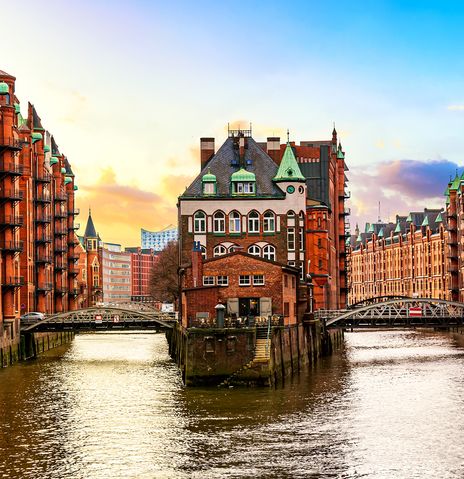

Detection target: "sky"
[1, 0, 464, 244]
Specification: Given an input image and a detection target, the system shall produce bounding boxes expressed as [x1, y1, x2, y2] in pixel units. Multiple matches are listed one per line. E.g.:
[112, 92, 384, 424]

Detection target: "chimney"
[267, 137, 281, 165]
[191, 241, 203, 288]
[200, 137, 215, 170]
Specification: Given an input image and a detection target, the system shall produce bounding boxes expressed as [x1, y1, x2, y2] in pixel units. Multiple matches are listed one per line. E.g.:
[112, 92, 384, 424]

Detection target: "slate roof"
[51, 136, 60, 155]
[64, 157, 74, 175]
[0, 70, 15, 79]
[181, 137, 284, 198]
[84, 213, 97, 238]
[31, 105, 44, 130]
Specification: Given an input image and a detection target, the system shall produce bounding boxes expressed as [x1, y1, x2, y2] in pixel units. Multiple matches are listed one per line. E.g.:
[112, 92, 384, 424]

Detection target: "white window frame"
[213, 245, 227, 257]
[203, 276, 214, 286]
[248, 245, 261, 256]
[239, 275, 251, 286]
[229, 211, 241, 233]
[248, 211, 260, 233]
[263, 244, 276, 261]
[200, 246, 207, 259]
[263, 211, 275, 233]
[217, 275, 228, 286]
[253, 275, 265, 286]
[213, 211, 225, 233]
[287, 227, 295, 251]
[194, 211, 206, 233]
[203, 182, 215, 194]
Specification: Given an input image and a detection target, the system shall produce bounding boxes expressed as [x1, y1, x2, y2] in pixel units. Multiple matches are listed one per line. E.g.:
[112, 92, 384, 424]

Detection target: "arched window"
[263, 244, 276, 261]
[229, 211, 241, 233]
[248, 211, 259, 233]
[287, 210, 295, 217]
[213, 244, 227, 257]
[263, 211, 275, 233]
[213, 211, 225, 233]
[200, 245, 207, 259]
[194, 211, 206, 233]
[248, 245, 261, 256]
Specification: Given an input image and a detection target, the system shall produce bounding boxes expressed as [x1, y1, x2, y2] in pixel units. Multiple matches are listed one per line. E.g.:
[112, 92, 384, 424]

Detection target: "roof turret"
[0, 82, 9, 95]
[273, 143, 305, 182]
[84, 209, 98, 238]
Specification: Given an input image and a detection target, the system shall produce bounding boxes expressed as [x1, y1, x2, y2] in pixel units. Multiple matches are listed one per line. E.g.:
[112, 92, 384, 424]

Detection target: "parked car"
[20, 312, 45, 322]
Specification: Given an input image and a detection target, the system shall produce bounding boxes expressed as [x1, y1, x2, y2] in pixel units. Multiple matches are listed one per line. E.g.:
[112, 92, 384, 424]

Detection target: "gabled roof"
[450, 174, 460, 191]
[181, 137, 284, 198]
[273, 143, 305, 182]
[0, 70, 15, 79]
[51, 136, 60, 155]
[32, 105, 44, 131]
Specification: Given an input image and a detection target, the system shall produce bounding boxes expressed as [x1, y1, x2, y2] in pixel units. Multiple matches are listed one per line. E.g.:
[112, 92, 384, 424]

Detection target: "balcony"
[0, 162, 25, 176]
[55, 286, 68, 294]
[0, 240, 24, 252]
[54, 261, 67, 271]
[69, 208, 80, 216]
[448, 264, 459, 273]
[54, 191, 67, 202]
[55, 244, 67, 253]
[35, 192, 51, 203]
[54, 228, 67, 236]
[3, 276, 24, 287]
[341, 208, 351, 216]
[35, 171, 52, 183]
[0, 137, 22, 151]
[36, 283, 52, 292]
[36, 255, 52, 264]
[0, 189, 23, 201]
[70, 223, 80, 230]
[0, 215, 24, 227]
[35, 215, 52, 223]
[54, 209, 67, 218]
[35, 235, 52, 244]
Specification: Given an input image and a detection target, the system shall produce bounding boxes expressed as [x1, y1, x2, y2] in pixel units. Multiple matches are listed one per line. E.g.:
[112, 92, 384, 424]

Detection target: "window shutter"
[227, 298, 239, 315]
[259, 297, 272, 316]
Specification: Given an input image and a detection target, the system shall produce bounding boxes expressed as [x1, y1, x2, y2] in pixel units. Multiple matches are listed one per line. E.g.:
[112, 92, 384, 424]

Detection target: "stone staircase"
[217, 327, 270, 388]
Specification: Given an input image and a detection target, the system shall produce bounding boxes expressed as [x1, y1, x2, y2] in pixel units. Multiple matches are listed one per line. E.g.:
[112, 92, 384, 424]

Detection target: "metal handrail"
[265, 315, 271, 357]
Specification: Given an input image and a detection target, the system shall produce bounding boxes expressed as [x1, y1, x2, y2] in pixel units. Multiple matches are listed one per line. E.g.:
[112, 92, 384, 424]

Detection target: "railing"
[3, 276, 24, 287]
[35, 235, 52, 243]
[0, 137, 22, 150]
[265, 315, 271, 357]
[69, 208, 80, 216]
[0, 189, 23, 201]
[0, 162, 25, 175]
[54, 209, 67, 218]
[35, 193, 51, 203]
[0, 215, 23, 227]
[37, 283, 52, 292]
[54, 243, 67, 253]
[54, 228, 67, 236]
[35, 215, 52, 223]
[0, 240, 24, 252]
[36, 255, 52, 263]
[70, 223, 80, 230]
[55, 286, 68, 294]
[54, 192, 67, 201]
[69, 288, 79, 296]
[35, 171, 52, 182]
[189, 315, 284, 328]
[54, 262, 67, 270]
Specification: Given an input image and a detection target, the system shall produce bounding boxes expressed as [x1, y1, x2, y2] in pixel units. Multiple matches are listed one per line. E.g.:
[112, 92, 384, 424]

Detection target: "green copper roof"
[273, 143, 305, 182]
[365, 222, 370, 233]
[450, 174, 460, 191]
[31, 132, 43, 143]
[43, 145, 51, 153]
[356, 234, 362, 242]
[64, 177, 72, 185]
[73, 185, 78, 191]
[406, 213, 413, 222]
[14, 103, 20, 114]
[0, 82, 9, 95]
[421, 216, 429, 227]
[50, 157, 59, 165]
[231, 168, 256, 182]
[378, 227, 384, 238]
[336, 150, 345, 159]
[444, 185, 450, 196]
[60, 167, 66, 174]
[368, 223, 374, 233]
[394, 222, 401, 233]
[436, 212, 443, 223]
[345, 237, 351, 246]
[202, 169, 216, 182]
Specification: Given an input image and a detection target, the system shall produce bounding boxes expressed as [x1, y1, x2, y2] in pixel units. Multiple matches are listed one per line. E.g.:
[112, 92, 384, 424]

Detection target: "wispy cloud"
[447, 105, 464, 111]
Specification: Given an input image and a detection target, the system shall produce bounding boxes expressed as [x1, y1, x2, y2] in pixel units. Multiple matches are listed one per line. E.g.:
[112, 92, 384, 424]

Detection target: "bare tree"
[149, 241, 179, 304]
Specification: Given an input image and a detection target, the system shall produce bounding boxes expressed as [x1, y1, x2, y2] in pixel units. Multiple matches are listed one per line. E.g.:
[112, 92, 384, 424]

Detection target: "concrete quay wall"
[167, 321, 343, 387]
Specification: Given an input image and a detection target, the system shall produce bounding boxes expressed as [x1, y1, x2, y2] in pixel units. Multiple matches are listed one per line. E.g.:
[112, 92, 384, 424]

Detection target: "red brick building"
[181, 245, 299, 327]
[82, 210, 102, 306]
[125, 247, 159, 302]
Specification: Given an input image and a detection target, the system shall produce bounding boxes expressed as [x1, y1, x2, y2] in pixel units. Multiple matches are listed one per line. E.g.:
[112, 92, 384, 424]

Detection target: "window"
[263, 211, 275, 233]
[203, 182, 215, 194]
[203, 276, 214, 286]
[284, 302, 290, 317]
[229, 211, 241, 233]
[213, 244, 227, 257]
[194, 211, 206, 233]
[248, 245, 260, 256]
[217, 275, 228, 286]
[253, 275, 264, 285]
[248, 211, 259, 233]
[284, 275, 288, 288]
[200, 246, 207, 259]
[239, 275, 251, 286]
[287, 228, 295, 251]
[263, 244, 276, 261]
[234, 182, 255, 194]
[299, 228, 304, 251]
[213, 211, 225, 233]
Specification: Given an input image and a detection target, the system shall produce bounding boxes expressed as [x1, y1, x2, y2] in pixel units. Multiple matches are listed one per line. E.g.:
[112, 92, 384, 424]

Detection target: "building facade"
[101, 244, 132, 304]
[349, 209, 447, 304]
[125, 247, 159, 302]
[141, 225, 178, 251]
[178, 129, 308, 321]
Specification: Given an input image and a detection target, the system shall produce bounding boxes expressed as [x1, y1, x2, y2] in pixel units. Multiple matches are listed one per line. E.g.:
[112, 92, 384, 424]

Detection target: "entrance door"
[239, 298, 260, 317]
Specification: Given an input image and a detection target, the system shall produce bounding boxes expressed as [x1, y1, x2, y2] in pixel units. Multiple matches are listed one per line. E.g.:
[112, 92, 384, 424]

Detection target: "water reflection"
[0, 330, 464, 478]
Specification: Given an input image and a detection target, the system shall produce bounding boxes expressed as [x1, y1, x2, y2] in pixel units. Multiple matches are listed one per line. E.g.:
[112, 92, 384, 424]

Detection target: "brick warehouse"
[0, 69, 80, 357]
[178, 126, 349, 320]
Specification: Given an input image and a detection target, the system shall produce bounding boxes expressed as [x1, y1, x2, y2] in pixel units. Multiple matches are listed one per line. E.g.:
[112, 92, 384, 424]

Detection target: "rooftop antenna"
[378, 201, 381, 222]
[249, 122, 252, 134]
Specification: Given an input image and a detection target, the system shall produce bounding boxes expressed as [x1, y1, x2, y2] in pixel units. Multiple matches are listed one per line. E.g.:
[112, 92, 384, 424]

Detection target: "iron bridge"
[314, 298, 464, 328]
[21, 306, 176, 332]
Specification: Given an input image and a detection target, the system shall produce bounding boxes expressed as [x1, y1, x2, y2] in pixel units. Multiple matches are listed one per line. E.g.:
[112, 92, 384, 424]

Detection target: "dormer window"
[230, 168, 256, 196]
[234, 182, 255, 194]
[201, 169, 217, 196]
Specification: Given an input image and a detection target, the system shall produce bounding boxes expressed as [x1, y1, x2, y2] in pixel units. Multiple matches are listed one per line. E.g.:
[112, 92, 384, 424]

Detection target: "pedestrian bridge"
[21, 306, 176, 332]
[314, 298, 464, 328]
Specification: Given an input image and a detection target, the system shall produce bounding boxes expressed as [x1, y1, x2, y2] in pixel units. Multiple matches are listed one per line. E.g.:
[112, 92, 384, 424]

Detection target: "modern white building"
[141, 224, 178, 251]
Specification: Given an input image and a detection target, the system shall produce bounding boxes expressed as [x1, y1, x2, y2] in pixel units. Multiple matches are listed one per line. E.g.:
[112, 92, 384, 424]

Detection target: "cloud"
[76, 167, 178, 246]
[349, 158, 459, 229]
[447, 105, 464, 111]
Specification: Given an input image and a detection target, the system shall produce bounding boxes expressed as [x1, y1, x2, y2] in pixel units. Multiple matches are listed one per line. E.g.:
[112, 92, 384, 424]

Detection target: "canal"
[1, 330, 464, 478]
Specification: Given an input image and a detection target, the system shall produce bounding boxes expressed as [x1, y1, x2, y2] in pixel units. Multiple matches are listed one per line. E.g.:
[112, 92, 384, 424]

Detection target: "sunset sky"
[2, 0, 463, 245]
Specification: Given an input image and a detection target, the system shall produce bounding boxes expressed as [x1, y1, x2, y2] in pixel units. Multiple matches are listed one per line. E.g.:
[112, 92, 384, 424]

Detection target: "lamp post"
[215, 303, 225, 328]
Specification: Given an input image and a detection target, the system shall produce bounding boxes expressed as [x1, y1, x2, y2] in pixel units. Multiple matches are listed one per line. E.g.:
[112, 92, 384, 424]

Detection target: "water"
[1, 330, 464, 478]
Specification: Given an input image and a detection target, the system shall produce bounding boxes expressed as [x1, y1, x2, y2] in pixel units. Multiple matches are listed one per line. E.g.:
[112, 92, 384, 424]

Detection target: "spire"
[287, 128, 290, 143]
[273, 143, 305, 182]
[332, 123, 337, 143]
[84, 209, 97, 238]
